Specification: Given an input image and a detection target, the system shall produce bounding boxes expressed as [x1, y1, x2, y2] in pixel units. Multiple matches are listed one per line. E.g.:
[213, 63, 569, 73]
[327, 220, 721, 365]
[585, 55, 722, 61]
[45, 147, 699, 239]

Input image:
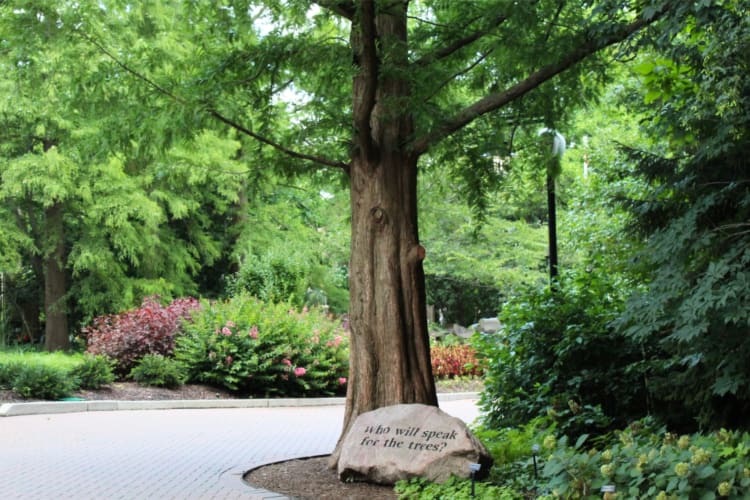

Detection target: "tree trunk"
[330, 0, 437, 466]
[44, 202, 68, 351]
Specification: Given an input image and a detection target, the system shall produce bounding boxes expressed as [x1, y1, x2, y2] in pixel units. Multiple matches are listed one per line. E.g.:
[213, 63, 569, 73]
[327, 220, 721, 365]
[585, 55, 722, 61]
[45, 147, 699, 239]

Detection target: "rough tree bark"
[43, 202, 69, 351]
[330, 0, 437, 464]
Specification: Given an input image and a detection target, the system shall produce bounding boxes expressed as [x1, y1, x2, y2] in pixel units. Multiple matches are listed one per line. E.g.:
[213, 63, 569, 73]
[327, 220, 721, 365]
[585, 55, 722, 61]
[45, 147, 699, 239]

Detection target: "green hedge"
[0, 350, 114, 399]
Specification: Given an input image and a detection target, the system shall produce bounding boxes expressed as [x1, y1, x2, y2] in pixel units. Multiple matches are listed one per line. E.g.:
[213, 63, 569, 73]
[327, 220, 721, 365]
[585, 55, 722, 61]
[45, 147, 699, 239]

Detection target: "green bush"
[226, 248, 350, 313]
[129, 354, 186, 388]
[538, 421, 750, 499]
[226, 251, 307, 305]
[0, 359, 20, 389]
[174, 294, 348, 397]
[426, 273, 503, 326]
[70, 354, 115, 389]
[476, 270, 647, 439]
[11, 364, 74, 400]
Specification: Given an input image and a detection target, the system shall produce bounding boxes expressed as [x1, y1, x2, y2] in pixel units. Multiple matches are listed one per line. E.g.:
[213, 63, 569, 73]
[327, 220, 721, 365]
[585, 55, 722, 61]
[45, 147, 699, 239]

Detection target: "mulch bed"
[244, 455, 399, 500]
[0, 382, 237, 403]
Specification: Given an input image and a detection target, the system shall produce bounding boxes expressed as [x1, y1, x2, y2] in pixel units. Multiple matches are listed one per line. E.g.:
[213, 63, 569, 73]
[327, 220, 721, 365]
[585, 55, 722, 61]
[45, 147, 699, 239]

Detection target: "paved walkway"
[0, 396, 480, 499]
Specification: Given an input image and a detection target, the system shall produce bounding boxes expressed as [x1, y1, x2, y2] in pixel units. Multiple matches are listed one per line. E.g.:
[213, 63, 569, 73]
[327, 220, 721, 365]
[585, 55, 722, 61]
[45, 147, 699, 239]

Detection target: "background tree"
[0, 7, 249, 348]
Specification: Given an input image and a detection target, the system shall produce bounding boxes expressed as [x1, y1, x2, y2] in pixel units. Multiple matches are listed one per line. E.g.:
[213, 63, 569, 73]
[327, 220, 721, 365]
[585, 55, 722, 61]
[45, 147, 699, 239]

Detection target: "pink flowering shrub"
[84, 297, 201, 375]
[174, 293, 349, 396]
[431, 344, 484, 379]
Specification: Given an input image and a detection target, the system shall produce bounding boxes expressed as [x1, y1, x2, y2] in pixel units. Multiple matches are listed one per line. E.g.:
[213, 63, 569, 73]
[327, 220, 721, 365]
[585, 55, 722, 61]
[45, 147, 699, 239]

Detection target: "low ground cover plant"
[540, 421, 750, 499]
[396, 418, 750, 499]
[84, 296, 201, 375]
[174, 294, 349, 397]
[10, 364, 75, 400]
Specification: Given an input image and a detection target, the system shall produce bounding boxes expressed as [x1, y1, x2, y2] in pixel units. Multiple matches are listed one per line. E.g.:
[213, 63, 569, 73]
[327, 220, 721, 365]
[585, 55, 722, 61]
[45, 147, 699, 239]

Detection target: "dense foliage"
[613, 2, 750, 431]
[84, 297, 201, 375]
[398, 418, 750, 499]
[129, 354, 187, 389]
[477, 270, 647, 438]
[540, 422, 750, 499]
[0, 350, 114, 399]
[174, 295, 348, 396]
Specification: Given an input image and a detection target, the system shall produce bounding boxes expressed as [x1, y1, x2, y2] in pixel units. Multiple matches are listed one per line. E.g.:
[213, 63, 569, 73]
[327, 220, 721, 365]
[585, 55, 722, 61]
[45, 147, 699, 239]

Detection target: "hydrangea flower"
[674, 462, 689, 477]
[248, 325, 259, 339]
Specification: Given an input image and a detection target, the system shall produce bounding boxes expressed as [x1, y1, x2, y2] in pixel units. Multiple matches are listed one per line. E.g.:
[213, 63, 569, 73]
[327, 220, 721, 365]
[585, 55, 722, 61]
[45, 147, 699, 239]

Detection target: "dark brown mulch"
[244, 455, 399, 500]
[0, 382, 237, 403]
[1, 378, 482, 404]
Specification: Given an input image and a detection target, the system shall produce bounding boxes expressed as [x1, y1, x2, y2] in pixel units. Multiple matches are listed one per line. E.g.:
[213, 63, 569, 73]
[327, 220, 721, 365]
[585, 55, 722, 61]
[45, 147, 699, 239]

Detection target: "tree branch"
[423, 49, 494, 105]
[75, 29, 348, 171]
[412, 14, 507, 67]
[315, 0, 356, 20]
[206, 111, 348, 169]
[410, 7, 671, 155]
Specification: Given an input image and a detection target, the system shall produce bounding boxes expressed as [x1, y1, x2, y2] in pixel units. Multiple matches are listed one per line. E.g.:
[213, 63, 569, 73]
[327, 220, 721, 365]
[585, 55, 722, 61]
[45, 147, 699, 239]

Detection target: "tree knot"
[370, 206, 386, 224]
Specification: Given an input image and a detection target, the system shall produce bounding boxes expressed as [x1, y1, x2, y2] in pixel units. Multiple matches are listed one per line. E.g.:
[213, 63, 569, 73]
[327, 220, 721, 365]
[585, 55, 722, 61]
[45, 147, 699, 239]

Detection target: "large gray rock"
[478, 317, 502, 333]
[337, 404, 493, 485]
[451, 324, 475, 339]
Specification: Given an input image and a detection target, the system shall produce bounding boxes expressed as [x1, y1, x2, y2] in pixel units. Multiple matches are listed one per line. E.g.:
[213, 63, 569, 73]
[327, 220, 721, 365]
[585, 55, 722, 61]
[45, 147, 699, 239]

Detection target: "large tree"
[240, 1, 671, 461]
[5, 0, 673, 458]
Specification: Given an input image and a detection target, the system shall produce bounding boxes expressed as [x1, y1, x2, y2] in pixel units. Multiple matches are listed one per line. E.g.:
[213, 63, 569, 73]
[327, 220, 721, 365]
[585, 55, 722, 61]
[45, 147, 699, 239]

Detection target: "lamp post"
[538, 128, 566, 286]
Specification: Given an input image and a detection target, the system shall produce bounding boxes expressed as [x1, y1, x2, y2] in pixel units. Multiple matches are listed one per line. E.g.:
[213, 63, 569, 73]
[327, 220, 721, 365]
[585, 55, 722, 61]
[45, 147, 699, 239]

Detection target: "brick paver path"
[0, 399, 479, 499]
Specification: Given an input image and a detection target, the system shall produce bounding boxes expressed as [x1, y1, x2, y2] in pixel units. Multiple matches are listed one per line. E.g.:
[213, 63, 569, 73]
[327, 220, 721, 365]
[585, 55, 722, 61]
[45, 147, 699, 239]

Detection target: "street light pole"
[539, 129, 566, 287]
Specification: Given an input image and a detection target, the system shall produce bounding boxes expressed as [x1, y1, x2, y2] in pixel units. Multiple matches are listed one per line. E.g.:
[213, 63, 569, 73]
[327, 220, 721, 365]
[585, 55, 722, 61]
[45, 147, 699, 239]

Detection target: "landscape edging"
[0, 392, 478, 417]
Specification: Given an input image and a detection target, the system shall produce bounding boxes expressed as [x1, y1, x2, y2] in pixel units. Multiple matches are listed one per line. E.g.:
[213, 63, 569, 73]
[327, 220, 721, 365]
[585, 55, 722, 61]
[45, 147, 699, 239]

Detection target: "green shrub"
[129, 354, 186, 388]
[0, 359, 20, 389]
[11, 364, 74, 400]
[226, 248, 350, 313]
[225, 251, 308, 306]
[174, 294, 348, 397]
[425, 273, 503, 326]
[70, 354, 115, 389]
[538, 420, 750, 499]
[476, 270, 647, 439]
